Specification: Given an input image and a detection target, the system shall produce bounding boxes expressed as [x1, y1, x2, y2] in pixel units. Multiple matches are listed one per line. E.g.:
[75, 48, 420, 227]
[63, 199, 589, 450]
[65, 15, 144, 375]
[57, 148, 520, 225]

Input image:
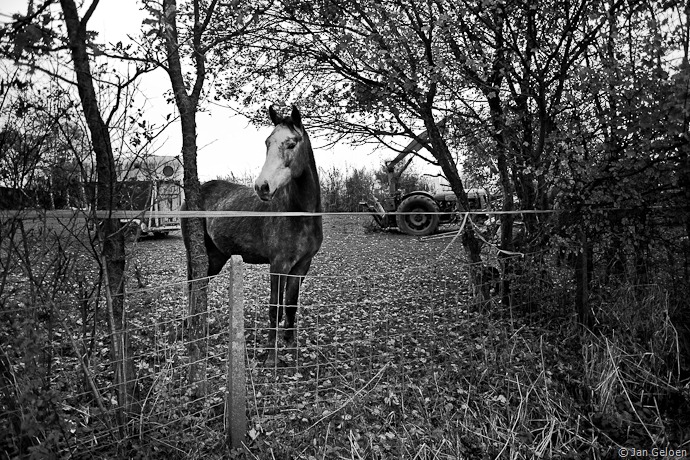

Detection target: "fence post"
[226, 255, 246, 449]
[575, 229, 593, 328]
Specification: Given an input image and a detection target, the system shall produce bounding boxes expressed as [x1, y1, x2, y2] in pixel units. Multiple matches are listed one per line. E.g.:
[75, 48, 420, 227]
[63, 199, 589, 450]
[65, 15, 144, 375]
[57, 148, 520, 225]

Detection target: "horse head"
[255, 105, 309, 201]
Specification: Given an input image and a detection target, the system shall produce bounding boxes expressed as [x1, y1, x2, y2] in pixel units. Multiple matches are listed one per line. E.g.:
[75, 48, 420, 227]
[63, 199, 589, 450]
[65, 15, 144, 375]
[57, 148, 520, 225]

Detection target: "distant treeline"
[0, 175, 86, 210]
[0, 181, 181, 211]
[218, 165, 433, 212]
[0, 186, 56, 210]
[4, 162, 431, 213]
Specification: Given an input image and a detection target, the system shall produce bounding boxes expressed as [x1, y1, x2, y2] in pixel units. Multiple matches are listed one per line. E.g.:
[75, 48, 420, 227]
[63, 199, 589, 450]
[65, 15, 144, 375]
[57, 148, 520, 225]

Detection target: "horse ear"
[268, 105, 281, 125]
[291, 105, 302, 129]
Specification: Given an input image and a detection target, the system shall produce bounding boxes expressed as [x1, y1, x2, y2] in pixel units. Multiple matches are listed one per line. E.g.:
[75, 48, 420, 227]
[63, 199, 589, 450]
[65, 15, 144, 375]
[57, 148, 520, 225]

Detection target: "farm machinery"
[117, 155, 184, 238]
[359, 126, 490, 236]
[361, 188, 489, 236]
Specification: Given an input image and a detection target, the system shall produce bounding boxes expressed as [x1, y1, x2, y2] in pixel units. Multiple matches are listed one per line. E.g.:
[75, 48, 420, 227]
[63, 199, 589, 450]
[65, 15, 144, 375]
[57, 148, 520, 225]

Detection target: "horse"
[183, 105, 322, 362]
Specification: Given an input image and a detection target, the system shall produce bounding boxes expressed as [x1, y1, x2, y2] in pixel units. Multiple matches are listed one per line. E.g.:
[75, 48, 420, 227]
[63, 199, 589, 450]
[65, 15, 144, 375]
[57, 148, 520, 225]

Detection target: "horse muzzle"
[254, 181, 274, 201]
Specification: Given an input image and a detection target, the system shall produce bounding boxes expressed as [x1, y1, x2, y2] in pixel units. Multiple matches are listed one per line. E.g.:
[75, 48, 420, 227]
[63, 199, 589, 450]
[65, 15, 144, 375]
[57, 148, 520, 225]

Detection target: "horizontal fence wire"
[0, 209, 558, 219]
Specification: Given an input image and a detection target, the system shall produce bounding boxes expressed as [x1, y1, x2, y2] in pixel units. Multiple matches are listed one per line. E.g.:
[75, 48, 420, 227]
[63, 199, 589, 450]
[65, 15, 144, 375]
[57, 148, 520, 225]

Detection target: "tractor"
[359, 125, 490, 236]
[361, 188, 489, 236]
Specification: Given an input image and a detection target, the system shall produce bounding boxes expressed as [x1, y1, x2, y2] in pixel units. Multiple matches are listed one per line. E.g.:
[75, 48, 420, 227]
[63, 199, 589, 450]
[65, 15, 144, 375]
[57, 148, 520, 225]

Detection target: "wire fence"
[1, 211, 686, 458]
[1, 273, 231, 457]
[241, 250, 559, 432]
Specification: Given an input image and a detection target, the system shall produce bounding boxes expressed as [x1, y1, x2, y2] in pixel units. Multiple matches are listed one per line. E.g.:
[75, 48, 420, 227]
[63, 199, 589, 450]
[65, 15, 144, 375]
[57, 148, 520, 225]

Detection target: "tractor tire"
[396, 195, 440, 236]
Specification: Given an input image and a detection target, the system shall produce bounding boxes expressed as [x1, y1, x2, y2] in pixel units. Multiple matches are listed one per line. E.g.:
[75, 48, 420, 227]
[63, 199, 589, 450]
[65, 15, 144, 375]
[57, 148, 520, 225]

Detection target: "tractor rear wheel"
[396, 195, 440, 236]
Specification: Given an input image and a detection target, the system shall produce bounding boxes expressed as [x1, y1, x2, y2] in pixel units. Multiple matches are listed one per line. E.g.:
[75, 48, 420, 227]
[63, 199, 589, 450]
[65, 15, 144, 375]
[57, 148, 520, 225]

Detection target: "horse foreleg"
[283, 276, 301, 348]
[207, 251, 228, 278]
[283, 259, 312, 347]
[204, 231, 228, 277]
[267, 271, 287, 353]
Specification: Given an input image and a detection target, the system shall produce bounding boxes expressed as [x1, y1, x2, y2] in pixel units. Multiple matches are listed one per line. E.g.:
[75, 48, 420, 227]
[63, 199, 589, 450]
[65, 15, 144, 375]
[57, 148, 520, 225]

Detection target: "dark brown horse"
[184, 105, 322, 361]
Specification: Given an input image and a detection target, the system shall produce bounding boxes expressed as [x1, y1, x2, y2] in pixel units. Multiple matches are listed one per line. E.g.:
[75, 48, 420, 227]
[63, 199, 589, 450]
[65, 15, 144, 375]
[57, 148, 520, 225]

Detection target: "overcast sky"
[0, 0, 434, 182]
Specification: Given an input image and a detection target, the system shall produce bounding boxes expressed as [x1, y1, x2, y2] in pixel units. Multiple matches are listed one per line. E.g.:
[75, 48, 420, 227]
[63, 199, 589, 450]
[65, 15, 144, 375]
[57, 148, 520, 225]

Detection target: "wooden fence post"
[226, 255, 246, 449]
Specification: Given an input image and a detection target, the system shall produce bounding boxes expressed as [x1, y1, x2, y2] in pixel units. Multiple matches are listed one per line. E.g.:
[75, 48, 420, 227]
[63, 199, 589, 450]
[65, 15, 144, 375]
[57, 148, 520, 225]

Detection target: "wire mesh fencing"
[0, 271, 240, 458]
[240, 250, 562, 438]
[1, 213, 572, 458]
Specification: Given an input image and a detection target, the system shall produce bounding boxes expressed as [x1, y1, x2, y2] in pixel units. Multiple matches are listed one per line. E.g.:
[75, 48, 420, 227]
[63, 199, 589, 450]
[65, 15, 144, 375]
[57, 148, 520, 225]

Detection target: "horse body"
[185, 105, 322, 357]
[202, 178, 322, 272]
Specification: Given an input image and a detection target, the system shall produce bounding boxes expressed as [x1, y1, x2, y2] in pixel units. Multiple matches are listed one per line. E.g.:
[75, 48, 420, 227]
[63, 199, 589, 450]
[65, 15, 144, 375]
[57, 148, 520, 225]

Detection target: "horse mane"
[281, 113, 322, 213]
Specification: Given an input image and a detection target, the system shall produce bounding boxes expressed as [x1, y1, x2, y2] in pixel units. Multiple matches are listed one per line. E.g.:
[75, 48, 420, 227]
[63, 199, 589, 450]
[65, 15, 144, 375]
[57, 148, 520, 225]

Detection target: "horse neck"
[284, 135, 321, 213]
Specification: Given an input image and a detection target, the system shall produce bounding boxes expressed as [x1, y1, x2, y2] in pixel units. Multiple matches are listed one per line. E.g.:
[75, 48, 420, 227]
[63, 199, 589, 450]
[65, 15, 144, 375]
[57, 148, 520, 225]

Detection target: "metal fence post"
[226, 255, 246, 448]
[576, 229, 592, 328]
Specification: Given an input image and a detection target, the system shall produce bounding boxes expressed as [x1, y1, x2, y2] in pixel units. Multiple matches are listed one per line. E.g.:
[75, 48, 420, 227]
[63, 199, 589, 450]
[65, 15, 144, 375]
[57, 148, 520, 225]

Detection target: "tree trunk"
[59, 0, 131, 421]
[422, 116, 482, 263]
[486, 94, 515, 252]
[162, 0, 210, 395]
[178, 109, 210, 395]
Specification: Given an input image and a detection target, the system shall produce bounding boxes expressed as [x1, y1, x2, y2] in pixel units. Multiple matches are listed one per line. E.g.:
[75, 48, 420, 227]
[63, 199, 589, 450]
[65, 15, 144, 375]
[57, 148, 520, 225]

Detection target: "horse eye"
[286, 143, 297, 150]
